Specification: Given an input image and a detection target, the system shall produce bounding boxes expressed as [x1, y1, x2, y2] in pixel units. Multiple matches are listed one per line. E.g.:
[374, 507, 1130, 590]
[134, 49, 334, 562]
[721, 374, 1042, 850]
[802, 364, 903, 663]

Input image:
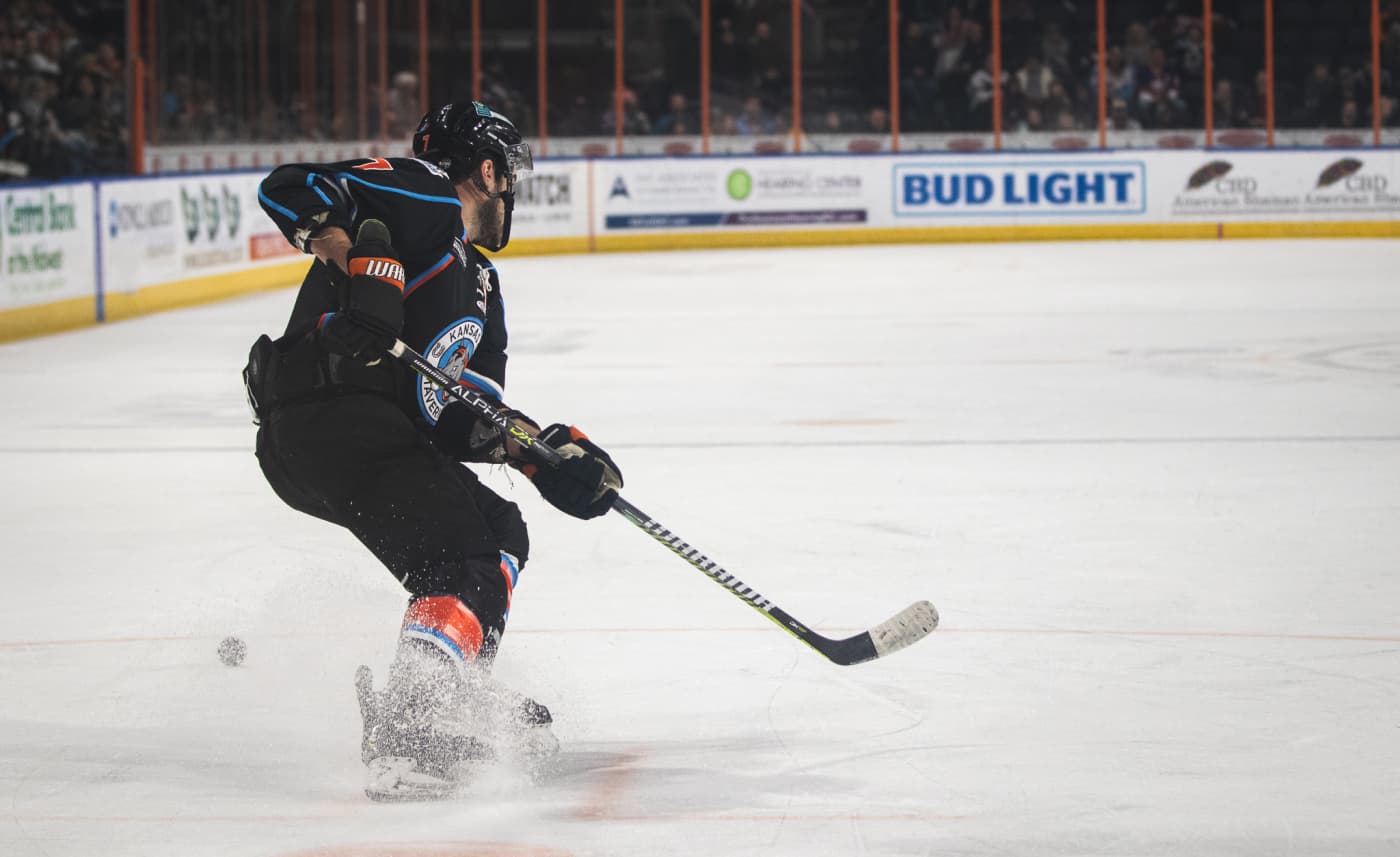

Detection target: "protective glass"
[505, 141, 533, 189]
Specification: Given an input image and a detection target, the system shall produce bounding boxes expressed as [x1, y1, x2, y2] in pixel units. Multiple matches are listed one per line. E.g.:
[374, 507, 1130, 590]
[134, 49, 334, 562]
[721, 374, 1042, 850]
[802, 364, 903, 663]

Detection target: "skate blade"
[364, 756, 460, 802]
[363, 755, 501, 802]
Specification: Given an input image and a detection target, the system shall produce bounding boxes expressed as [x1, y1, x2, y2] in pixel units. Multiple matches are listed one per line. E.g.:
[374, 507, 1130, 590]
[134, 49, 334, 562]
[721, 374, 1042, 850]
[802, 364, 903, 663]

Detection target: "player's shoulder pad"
[343, 157, 459, 200]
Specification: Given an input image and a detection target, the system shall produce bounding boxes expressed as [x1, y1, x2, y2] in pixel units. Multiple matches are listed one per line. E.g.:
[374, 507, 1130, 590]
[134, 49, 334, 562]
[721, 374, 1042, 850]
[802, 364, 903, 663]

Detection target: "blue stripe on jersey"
[258, 187, 297, 221]
[334, 171, 462, 206]
[458, 368, 503, 400]
[405, 251, 455, 296]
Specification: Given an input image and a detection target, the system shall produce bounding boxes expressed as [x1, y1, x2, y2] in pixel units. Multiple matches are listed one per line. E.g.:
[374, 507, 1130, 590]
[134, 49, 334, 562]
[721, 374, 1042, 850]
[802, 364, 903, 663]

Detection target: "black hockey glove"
[523, 424, 623, 520]
[320, 219, 404, 360]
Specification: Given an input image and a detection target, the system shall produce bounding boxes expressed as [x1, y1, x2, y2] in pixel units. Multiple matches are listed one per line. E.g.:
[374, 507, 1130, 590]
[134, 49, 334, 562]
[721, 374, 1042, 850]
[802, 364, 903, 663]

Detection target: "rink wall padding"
[2, 148, 1395, 342]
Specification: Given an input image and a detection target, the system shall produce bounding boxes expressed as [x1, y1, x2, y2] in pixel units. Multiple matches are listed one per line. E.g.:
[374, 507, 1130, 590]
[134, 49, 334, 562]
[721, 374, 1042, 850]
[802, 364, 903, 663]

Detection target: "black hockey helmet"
[412, 101, 532, 192]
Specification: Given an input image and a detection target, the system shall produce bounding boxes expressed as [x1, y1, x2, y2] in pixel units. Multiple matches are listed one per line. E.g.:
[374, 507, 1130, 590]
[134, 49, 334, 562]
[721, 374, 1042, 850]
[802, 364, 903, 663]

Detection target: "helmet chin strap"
[468, 177, 514, 252]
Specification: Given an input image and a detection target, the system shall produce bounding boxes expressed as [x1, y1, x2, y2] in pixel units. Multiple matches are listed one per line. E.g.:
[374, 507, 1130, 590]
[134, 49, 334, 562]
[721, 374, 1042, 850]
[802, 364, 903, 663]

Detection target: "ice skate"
[355, 654, 558, 801]
[356, 662, 493, 801]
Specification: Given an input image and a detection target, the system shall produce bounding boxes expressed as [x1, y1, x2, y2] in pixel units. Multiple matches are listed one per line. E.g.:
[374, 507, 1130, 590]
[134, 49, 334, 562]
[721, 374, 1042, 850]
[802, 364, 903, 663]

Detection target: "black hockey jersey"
[257, 156, 509, 454]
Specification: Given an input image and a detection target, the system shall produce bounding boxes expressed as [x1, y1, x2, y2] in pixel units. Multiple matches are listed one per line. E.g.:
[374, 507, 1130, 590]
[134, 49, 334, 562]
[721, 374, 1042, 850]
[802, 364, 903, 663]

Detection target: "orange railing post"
[701, 0, 711, 154]
[300, 0, 317, 139]
[126, 0, 143, 173]
[131, 57, 145, 174]
[471, 0, 481, 102]
[377, 0, 388, 139]
[355, 0, 367, 139]
[1096, 0, 1107, 149]
[333, 0, 349, 140]
[1373, 0, 1383, 147]
[418, 0, 428, 115]
[1203, 0, 1214, 148]
[992, 0, 1002, 150]
[537, 0, 548, 156]
[889, 0, 900, 152]
[1265, 0, 1275, 147]
[614, 0, 624, 155]
[791, 0, 802, 152]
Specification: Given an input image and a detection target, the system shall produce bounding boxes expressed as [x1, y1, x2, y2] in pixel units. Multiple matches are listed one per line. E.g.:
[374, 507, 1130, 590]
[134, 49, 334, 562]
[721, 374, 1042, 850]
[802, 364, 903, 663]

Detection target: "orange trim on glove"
[347, 256, 406, 291]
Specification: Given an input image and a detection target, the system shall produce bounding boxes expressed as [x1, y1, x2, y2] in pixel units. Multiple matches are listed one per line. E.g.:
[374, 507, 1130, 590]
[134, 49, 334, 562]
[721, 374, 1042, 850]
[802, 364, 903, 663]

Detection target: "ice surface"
[2, 239, 1398, 856]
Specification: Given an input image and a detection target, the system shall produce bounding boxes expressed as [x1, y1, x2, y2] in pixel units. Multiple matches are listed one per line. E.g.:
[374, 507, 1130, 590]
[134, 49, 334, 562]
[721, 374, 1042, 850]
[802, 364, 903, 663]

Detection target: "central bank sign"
[894, 160, 1146, 217]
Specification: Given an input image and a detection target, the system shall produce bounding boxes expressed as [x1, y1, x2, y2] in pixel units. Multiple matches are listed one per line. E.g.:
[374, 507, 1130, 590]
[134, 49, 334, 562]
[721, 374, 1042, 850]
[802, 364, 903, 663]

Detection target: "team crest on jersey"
[412, 158, 450, 180]
[419, 317, 486, 424]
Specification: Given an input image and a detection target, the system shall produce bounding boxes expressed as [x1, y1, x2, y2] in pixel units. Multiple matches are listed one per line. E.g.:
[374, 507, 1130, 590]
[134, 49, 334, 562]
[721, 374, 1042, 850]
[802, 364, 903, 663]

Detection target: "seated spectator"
[1237, 69, 1268, 128]
[734, 95, 778, 135]
[601, 88, 653, 136]
[1091, 45, 1138, 106]
[385, 71, 420, 139]
[653, 92, 697, 136]
[901, 63, 942, 131]
[865, 105, 890, 134]
[1017, 55, 1057, 113]
[1339, 98, 1362, 129]
[1136, 46, 1184, 127]
[1041, 22, 1071, 80]
[967, 54, 1004, 129]
[1299, 62, 1339, 127]
[1108, 98, 1142, 131]
[1123, 21, 1154, 68]
[1213, 79, 1251, 129]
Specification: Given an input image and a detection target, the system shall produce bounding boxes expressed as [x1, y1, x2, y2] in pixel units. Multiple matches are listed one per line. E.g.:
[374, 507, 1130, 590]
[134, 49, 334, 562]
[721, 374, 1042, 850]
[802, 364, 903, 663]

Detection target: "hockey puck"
[217, 636, 247, 667]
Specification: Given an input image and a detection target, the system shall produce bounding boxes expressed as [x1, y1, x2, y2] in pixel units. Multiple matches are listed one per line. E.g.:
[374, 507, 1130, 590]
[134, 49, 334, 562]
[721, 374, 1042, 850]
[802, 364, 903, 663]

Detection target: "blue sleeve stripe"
[258, 187, 298, 222]
[458, 368, 504, 400]
[335, 171, 462, 206]
[404, 252, 455, 296]
[312, 186, 333, 206]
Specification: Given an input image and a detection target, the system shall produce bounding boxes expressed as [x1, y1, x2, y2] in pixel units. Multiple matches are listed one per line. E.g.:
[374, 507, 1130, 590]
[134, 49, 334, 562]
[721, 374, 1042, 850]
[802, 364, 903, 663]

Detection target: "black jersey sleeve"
[258, 161, 357, 253]
[258, 157, 460, 255]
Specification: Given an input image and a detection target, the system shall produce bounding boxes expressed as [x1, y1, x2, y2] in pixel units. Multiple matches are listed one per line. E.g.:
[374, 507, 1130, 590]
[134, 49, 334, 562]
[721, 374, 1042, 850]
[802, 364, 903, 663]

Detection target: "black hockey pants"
[253, 352, 527, 650]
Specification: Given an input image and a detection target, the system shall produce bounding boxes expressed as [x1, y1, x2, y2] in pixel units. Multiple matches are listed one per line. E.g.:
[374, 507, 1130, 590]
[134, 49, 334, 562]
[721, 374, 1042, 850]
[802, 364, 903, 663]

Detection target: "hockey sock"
[400, 595, 485, 665]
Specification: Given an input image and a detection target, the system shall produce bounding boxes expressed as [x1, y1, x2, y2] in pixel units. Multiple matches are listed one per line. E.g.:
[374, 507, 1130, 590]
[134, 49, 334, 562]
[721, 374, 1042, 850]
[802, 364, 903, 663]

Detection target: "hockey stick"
[388, 338, 938, 666]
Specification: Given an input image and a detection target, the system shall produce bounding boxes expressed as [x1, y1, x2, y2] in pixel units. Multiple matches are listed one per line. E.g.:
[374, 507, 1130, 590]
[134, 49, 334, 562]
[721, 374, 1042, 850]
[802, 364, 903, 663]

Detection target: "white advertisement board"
[593, 157, 871, 233]
[590, 149, 1398, 235]
[1151, 150, 1400, 221]
[511, 160, 589, 238]
[101, 173, 300, 294]
[1, 182, 95, 311]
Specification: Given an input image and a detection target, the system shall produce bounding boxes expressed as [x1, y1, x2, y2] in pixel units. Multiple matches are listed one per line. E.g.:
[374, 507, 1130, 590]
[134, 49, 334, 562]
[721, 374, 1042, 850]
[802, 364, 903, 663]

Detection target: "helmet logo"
[472, 102, 492, 117]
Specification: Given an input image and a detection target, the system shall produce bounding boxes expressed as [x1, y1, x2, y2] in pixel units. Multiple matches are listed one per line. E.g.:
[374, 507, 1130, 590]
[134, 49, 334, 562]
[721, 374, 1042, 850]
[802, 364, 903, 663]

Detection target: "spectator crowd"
[3, 0, 1399, 183]
[1, 0, 126, 180]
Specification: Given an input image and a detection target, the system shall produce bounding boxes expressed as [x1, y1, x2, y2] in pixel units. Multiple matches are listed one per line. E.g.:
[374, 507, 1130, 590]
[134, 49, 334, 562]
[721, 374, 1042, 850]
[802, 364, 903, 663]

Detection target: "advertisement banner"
[1, 182, 95, 311]
[594, 157, 870, 233]
[1155, 150, 1400, 221]
[102, 172, 298, 293]
[511, 160, 589, 238]
[893, 159, 1147, 218]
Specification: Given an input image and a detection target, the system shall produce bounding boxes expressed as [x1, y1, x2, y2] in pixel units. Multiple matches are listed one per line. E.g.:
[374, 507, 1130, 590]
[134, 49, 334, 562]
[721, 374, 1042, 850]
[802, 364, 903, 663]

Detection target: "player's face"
[472, 166, 510, 249]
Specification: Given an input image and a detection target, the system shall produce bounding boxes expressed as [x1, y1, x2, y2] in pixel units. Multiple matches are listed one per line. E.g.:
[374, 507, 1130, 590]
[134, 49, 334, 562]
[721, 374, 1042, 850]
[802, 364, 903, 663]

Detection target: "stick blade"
[821, 600, 939, 666]
[870, 600, 940, 659]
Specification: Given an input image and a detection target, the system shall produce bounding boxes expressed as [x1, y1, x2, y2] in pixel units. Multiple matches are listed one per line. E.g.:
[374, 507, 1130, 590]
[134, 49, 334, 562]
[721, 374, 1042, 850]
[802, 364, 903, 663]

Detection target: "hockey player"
[243, 102, 621, 800]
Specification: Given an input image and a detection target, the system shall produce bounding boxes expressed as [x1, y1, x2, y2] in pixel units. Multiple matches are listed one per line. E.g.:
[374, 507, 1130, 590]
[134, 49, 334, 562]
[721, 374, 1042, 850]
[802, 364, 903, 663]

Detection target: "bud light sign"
[894, 160, 1147, 217]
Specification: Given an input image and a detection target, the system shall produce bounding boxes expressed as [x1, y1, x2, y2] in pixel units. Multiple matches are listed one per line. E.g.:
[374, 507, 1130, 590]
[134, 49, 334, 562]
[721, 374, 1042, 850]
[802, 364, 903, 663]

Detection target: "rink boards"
[3, 147, 1397, 341]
